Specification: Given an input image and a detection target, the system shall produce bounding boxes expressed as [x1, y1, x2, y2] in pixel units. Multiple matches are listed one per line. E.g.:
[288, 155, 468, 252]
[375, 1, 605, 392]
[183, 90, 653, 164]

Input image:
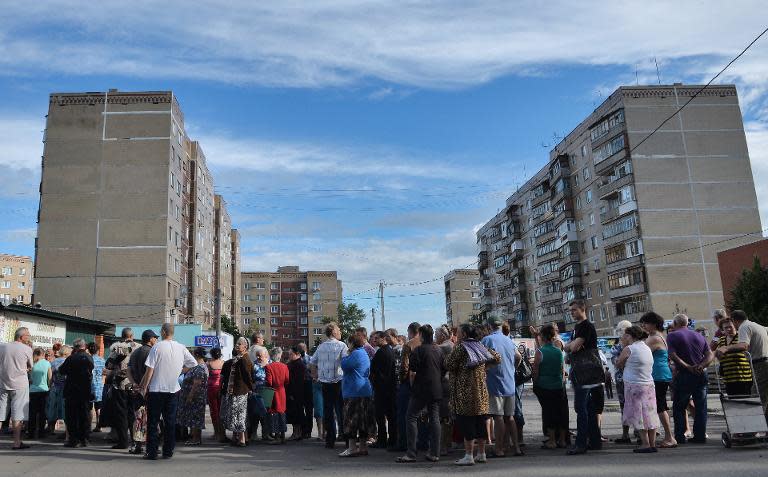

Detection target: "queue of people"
[2, 304, 768, 465]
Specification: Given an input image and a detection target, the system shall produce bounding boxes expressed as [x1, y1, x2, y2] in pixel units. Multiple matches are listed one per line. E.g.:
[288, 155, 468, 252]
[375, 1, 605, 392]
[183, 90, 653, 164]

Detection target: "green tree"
[729, 256, 768, 326]
[322, 303, 365, 341]
[310, 337, 323, 354]
[220, 314, 242, 342]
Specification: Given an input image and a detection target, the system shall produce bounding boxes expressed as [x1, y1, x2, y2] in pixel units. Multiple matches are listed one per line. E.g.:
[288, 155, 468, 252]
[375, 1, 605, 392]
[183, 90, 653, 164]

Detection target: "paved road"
[2, 392, 766, 477]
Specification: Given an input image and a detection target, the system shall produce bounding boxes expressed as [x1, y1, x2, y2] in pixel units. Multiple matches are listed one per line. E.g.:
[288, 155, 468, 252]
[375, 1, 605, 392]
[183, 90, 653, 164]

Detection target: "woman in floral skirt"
[616, 325, 660, 453]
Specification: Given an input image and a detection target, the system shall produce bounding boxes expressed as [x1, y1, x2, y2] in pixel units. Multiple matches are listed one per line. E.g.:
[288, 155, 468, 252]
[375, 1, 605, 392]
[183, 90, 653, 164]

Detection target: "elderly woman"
[265, 347, 290, 445]
[639, 312, 676, 448]
[286, 346, 307, 441]
[715, 318, 753, 396]
[446, 323, 501, 466]
[178, 347, 209, 445]
[616, 325, 659, 453]
[532, 324, 569, 449]
[339, 334, 376, 457]
[221, 337, 254, 446]
[47, 345, 72, 437]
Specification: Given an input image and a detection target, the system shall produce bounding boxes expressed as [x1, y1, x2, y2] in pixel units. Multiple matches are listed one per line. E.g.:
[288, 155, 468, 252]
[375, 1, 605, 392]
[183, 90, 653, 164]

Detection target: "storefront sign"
[0, 313, 66, 348]
[194, 335, 220, 348]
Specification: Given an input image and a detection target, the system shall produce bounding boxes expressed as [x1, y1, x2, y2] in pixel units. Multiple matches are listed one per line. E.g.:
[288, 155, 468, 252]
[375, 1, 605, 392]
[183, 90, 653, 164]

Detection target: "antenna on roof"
[653, 57, 661, 84]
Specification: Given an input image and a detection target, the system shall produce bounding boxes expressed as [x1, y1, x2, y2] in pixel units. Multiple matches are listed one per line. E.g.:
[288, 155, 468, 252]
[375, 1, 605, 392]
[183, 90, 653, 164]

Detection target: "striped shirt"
[718, 335, 752, 383]
[310, 338, 348, 383]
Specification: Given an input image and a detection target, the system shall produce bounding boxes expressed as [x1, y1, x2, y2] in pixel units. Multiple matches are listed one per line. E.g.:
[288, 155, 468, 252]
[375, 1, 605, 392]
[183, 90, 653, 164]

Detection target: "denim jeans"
[321, 382, 343, 445]
[396, 382, 411, 450]
[672, 371, 708, 442]
[406, 397, 440, 458]
[146, 392, 178, 458]
[573, 384, 600, 450]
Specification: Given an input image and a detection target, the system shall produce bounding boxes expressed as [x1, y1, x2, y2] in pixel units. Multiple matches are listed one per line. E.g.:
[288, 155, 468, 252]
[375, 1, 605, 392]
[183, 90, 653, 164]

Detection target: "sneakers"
[454, 455, 475, 466]
[475, 453, 487, 463]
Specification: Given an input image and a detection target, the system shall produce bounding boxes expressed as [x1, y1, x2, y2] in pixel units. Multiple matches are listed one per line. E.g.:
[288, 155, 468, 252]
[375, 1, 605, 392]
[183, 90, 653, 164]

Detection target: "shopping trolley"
[716, 352, 768, 448]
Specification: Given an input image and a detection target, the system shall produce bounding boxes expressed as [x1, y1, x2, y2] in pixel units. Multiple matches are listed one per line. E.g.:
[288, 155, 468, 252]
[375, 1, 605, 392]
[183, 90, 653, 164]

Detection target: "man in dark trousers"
[370, 331, 397, 449]
[60, 339, 95, 448]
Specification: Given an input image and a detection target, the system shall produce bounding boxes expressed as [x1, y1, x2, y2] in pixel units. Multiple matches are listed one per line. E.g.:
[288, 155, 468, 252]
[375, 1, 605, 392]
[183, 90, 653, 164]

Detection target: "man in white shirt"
[721, 310, 768, 419]
[310, 322, 348, 448]
[0, 327, 33, 450]
[139, 323, 196, 460]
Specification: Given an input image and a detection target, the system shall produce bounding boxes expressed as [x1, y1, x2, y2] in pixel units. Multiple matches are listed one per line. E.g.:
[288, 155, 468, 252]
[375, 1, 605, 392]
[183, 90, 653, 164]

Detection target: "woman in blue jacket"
[339, 334, 375, 457]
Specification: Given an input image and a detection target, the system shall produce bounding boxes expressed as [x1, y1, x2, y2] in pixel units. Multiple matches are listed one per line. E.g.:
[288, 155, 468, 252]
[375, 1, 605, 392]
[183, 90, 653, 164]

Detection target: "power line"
[629, 26, 768, 155]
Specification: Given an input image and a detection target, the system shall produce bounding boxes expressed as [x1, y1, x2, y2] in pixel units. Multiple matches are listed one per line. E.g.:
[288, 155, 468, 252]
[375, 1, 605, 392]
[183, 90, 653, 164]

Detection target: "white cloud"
[744, 121, 768, 233]
[0, 117, 45, 169]
[1, 2, 767, 89]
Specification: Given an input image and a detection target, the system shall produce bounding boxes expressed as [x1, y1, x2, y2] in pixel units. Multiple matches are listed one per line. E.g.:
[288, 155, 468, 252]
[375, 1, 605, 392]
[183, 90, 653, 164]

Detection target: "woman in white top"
[616, 325, 660, 453]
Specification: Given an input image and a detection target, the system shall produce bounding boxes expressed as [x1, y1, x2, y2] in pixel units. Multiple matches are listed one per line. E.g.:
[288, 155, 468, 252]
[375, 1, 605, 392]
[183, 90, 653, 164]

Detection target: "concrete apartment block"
[213, 195, 233, 326]
[34, 90, 239, 326]
[477, 84, 762, 335]
[0, 255, 33, 305]
[241, 267, 341, 348]
[229, 229, 241, 324]
[444, 269, 481, 327]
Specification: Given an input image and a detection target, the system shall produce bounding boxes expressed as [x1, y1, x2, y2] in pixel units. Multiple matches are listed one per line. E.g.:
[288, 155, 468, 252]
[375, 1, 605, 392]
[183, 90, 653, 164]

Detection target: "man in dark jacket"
[60, 339, 95, 448]
[370, 331, 397, 449]
[397, 324, 446, 463]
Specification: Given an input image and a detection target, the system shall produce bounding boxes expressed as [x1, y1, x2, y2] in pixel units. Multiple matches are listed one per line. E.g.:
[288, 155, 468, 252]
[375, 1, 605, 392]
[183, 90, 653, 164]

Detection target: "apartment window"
[581, 241, 587, 254]
[176, 180, 182, 196]
[600, 306, 606, 321]
[244, 283, 250, 290]
[170, 172, 176, 190]
[574, 173, 580, 186]
[19, 268, 26, 276]
[591, 236, 598, 250]
[576, 196, 582, 209]
[578, 220, 584, 231]
[312, 281, 321, 290]
[582, 167, 591, 181]
[473, 303, 482, 310]
[175, 232, 180, 247]
[608, 266, 646, 290]
[471, 291, 481, 298]
[629, 240, 641, 256]
[270, 317, 279, 325]
[313, 328, 323, 335]
[312, 292, 321, 300]
[243, 295, 252, 301]
[598, 282, 604, 296]
[242, 306, 252, 313]
[2, 280, 12, 289]
[313, 316, 323, 324]
[270, 282, 280, 290]
[300, 293, 307, 301]
[586, 287, 592, 299]
[300, 305, 308, 312]
[255, 282, 266, 289]
[2, 266, 14, 276]
[271, 306, 279, 314]
[301, 329, 308, 337]
[299, 317, 308, 325]
[270, 294, 279, 301]
[300, 283, 307, 290]
[589, 213, 595, 226]
[271, 329, 278, 337]
[174, 259, 180, 273]
[470, 280, 479, 287]
[586, 189, 593, 203]
[581, 145, 588, 157]
[312, 304, 322, 312]
[594, 257, 600, 271]
[589, 309, 595, 322]
[175, 205, 180, 220]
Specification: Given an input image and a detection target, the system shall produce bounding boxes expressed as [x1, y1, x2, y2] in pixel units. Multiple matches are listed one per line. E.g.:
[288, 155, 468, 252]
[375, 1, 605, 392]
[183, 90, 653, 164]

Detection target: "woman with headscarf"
[265, 347, 290, 445]
[446, 324, 501, 466]
[220, 337, 254, 446]
[177, 347, 209, 446]
[286, 346, 307, 441]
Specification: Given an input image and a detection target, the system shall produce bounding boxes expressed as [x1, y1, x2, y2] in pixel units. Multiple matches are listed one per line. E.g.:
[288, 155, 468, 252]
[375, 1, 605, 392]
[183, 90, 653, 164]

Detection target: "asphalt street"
[1, 392, 766, 477]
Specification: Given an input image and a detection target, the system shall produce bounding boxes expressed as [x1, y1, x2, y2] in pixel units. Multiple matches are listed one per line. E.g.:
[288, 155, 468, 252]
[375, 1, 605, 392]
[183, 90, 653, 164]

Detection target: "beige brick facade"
[0, 255, 33, 305]
[444, 269, 481, 327]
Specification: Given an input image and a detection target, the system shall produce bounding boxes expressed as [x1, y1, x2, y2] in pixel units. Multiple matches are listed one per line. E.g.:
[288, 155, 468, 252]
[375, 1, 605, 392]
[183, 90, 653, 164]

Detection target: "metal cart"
[716, 352, 768, 448]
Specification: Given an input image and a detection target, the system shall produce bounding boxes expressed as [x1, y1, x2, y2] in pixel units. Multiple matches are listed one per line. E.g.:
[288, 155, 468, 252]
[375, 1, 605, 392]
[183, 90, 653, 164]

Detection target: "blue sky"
[1, 1, 767, 332]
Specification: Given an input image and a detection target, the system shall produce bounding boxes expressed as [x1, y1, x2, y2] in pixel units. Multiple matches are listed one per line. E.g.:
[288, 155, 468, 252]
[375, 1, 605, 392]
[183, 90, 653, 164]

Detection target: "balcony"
[603, 224, 639, 248]
[560, 275, 582, 289]
[496, 259, 511, 273]
[539, 289, 561, 303]
[600, 206, 620, 224]
[595, 148, 628, 176]
[478, 251, 488, 269]
[605, 253, 644, 275]
[535, 228, 557, 246]
[498, 294, 515, 306]
[598, 173, 634, 199]
[497, 277, 512, 289]
[609, 282, 647, 300]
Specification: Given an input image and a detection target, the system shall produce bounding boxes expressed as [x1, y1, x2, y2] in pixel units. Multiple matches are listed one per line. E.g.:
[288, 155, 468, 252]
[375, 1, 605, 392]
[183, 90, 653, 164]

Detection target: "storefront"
[0, 303, 114, 348]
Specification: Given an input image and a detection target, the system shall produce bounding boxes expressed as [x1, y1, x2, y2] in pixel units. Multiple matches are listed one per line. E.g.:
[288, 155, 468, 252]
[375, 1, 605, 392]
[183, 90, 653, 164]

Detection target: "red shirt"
[265, 361, 290, 413]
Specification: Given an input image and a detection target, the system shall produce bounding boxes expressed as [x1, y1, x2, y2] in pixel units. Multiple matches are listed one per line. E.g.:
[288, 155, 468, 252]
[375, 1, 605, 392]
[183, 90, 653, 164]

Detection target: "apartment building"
[444, 269, 482, 327]
[33, 90, 239, 325]
[241, 267, 342, 348]
[0, 254, 33, 305]
[477, 84, 762, 335]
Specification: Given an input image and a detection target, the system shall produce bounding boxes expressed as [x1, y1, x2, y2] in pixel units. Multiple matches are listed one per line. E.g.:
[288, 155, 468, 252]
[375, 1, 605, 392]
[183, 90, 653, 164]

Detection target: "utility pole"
[371, 308, 377, 332]
[379, 281, 386, 330]
[214, 288, 221, 338]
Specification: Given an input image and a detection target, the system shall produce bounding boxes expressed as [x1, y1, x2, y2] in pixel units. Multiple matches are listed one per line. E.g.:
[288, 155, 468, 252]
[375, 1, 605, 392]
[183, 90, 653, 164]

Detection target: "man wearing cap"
[123, 329, 158, 454]
[481, 316, 523, 457]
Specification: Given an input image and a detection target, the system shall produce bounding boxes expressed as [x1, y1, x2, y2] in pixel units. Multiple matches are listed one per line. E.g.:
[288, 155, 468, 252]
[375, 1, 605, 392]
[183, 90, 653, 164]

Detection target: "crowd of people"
[1, 300, 767, 465]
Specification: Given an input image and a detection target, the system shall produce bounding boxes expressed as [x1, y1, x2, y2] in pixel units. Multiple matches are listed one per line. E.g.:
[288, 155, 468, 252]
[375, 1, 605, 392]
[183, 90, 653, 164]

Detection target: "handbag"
[515, 352, 533, 384]
[569, 348, 606, 386]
